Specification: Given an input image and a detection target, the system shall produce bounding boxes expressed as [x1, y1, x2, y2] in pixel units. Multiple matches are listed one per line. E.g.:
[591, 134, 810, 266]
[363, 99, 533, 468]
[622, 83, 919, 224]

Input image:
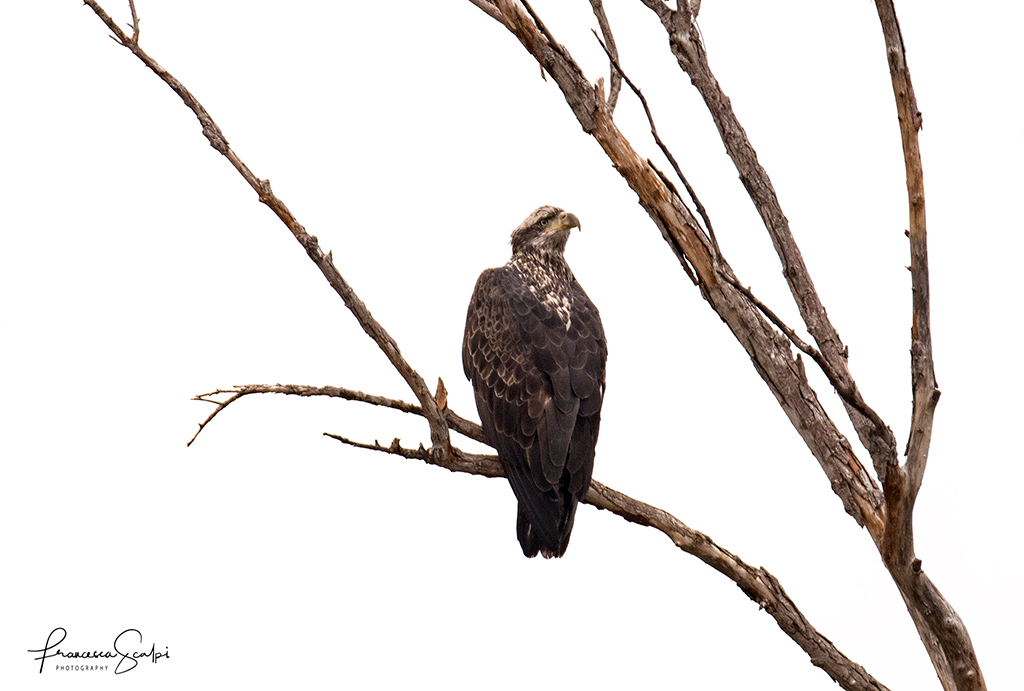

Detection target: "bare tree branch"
[873, 0, 937, 520]
[188, 390, 244, 446]
[871, 3, 982, 690]
[82, 0, 451, 459]
[190, 383, 485, 447]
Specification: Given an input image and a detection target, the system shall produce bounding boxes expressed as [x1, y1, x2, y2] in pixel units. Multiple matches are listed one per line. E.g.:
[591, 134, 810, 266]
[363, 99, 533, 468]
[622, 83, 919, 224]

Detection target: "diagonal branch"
[82, 0, 451, 458]
[638, 3, 899, 478]
[592, 29, 719, 258]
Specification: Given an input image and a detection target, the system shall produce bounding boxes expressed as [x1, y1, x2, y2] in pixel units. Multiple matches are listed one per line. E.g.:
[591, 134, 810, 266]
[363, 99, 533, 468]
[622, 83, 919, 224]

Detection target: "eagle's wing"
[565, 280, 607, 497]
[463, 267, 606, 556]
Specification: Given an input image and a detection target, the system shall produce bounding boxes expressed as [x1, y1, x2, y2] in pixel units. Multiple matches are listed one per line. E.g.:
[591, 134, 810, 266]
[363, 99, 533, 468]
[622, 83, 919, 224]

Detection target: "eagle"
[463, 206, 607, 558]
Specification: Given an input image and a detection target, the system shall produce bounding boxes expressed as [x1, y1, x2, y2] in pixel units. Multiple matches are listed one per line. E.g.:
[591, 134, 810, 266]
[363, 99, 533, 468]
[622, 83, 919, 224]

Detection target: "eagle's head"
[510, 206, 581, 256]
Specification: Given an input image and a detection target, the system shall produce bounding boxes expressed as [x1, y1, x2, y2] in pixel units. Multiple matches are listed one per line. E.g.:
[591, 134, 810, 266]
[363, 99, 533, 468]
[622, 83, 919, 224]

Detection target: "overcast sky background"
[2, 1, 1021, 688]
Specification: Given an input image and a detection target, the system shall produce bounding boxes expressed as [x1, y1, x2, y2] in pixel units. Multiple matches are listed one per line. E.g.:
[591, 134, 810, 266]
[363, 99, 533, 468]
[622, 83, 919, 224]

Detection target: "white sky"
[2, 1, 1021, 688]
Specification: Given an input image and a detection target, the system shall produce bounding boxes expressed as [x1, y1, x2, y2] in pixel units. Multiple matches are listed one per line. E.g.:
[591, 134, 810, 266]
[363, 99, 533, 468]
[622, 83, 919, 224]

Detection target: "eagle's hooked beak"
[548, 211, 581, 233]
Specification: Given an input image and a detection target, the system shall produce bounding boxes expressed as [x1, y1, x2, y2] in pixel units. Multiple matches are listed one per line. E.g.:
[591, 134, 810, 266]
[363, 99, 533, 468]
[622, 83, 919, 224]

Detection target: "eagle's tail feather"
[516, 501, 576, 559]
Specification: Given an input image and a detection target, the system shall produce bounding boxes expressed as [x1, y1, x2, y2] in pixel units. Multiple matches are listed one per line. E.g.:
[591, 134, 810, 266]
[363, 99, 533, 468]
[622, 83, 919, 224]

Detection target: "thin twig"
[326, 434, 430, 461]
[188, 392, 243, 446]
[327, 432, 504, 478]
[647, 160, 698, 286]
[592, 29, 720, 259]
[723, 274, 894, 444]
[519, 0, 567, 61]
[189, 383, 485, 446]
[725, 277, 821, 361]
[188, 385, 421, 447]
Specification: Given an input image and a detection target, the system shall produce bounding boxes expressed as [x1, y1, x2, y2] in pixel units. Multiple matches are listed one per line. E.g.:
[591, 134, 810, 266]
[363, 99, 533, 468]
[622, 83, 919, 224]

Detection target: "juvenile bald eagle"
[463, 206, 607, 558]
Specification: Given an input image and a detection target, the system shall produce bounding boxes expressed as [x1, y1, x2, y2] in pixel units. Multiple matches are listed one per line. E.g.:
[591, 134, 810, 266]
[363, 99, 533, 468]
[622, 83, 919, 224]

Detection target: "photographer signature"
[28, 627, 169, 674]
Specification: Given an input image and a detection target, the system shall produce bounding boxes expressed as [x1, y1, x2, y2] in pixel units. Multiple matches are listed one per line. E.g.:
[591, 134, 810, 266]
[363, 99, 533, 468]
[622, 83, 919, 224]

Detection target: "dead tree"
[81, 1, 985, 689]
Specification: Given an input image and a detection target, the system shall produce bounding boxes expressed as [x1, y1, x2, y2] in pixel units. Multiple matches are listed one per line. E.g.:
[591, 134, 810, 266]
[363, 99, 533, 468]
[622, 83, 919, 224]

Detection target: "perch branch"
[190, 379, 887, 688]
[82, 0, 451, 458]
[192, 376, 887, 687]
[193, 376, 885, 691]
[328, 419, 890, 691]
